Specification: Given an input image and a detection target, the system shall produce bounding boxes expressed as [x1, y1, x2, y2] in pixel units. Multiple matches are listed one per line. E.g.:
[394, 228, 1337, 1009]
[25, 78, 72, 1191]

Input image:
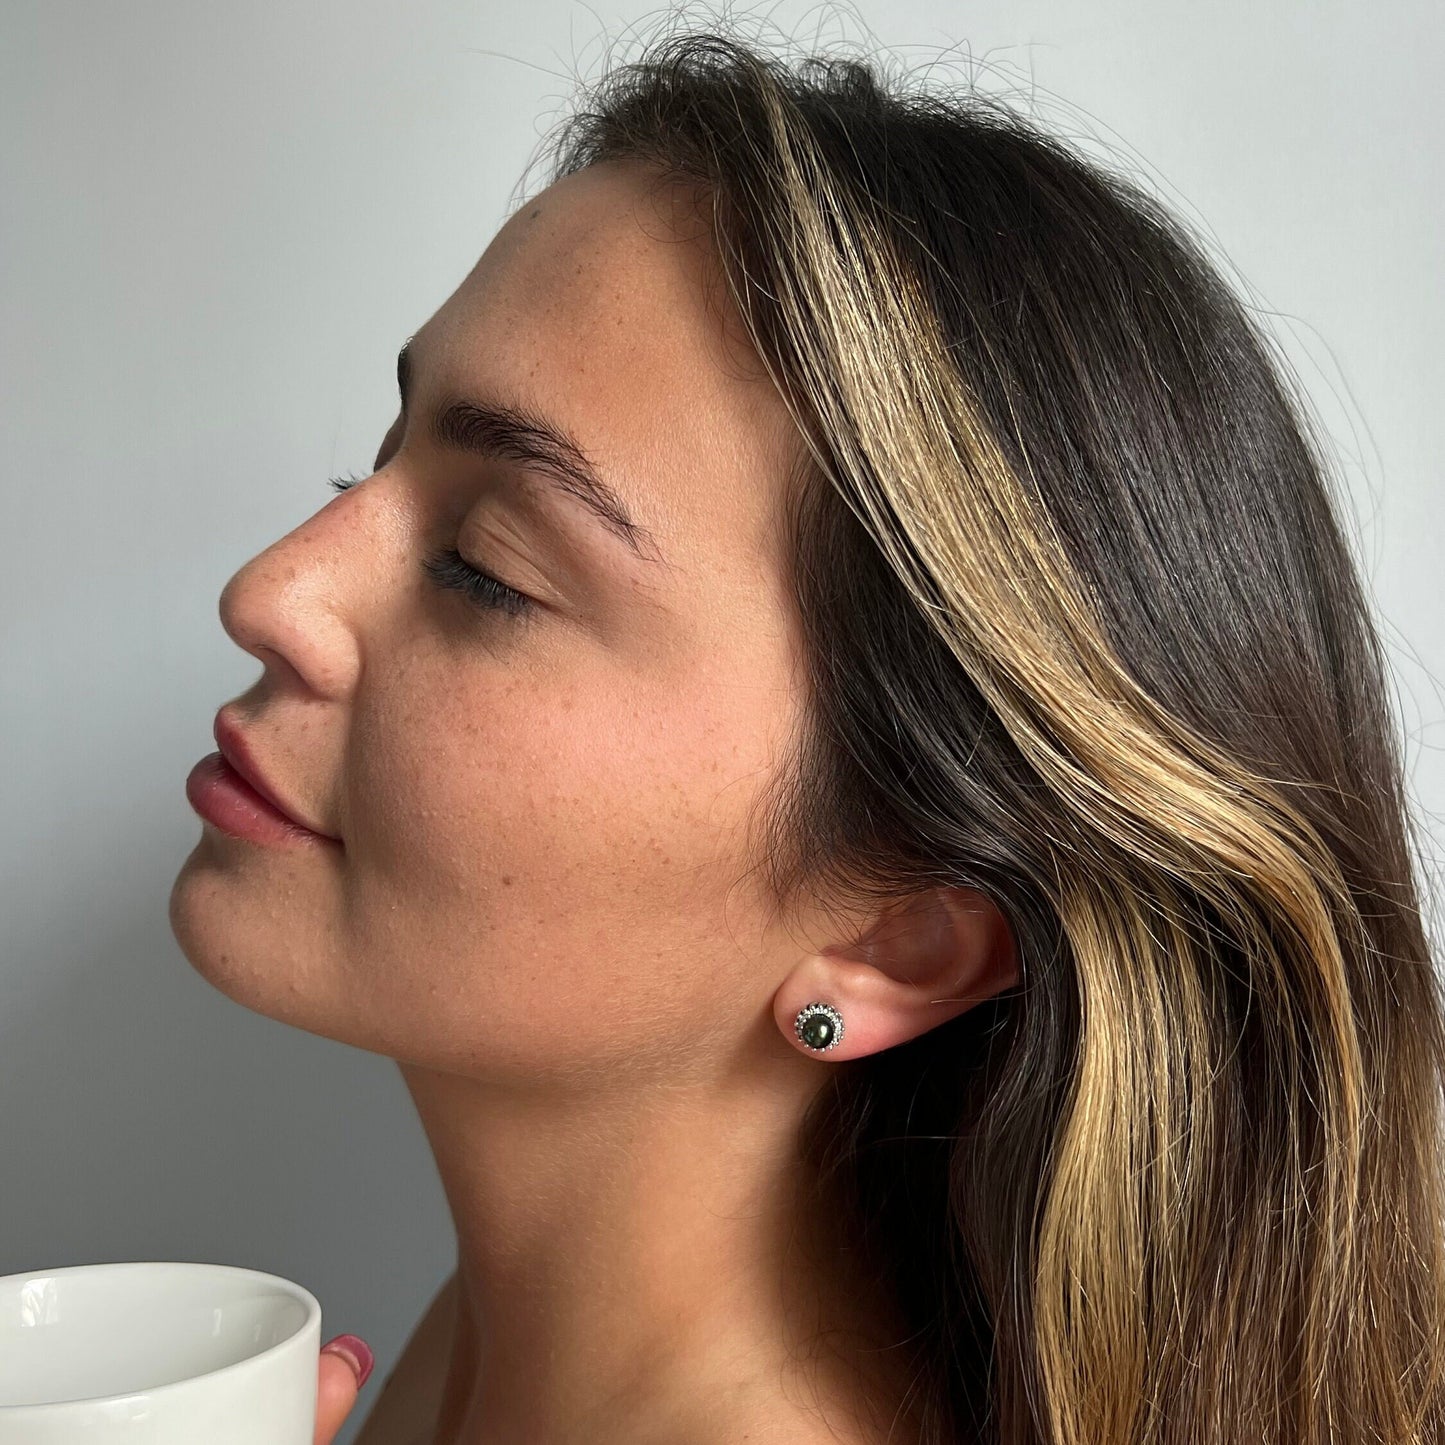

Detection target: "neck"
[397, 1055, 916, 1445]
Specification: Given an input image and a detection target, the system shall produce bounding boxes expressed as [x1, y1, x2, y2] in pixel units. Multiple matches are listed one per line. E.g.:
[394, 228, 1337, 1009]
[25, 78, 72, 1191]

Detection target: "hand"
[314, 1333, 375, 1444]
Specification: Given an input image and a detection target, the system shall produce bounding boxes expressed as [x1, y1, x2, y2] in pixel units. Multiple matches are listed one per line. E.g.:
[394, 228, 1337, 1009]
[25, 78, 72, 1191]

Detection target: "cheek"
[335, 647, 794, 1080]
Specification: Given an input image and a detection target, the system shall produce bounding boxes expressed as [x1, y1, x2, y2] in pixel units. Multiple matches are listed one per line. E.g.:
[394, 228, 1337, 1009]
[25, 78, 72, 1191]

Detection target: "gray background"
[3, 1, 1440, 1438]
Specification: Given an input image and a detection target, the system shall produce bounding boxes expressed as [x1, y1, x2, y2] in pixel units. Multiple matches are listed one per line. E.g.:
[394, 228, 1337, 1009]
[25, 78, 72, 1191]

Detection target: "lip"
[211, 709, 341, 843]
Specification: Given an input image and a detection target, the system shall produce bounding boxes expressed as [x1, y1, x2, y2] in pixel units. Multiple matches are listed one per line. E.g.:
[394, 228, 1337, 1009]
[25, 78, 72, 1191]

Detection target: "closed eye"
[326, 472, 535, 622]
[421, 546, 534, 620]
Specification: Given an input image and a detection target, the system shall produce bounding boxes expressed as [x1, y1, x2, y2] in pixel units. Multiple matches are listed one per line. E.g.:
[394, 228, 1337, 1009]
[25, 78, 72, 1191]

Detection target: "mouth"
[184, 751, 338, 850]
[207, 708, 342, 843]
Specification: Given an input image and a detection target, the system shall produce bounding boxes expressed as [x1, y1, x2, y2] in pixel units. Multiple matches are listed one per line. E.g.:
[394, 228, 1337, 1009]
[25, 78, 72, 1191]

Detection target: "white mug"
[0, 1261, 322, 1442]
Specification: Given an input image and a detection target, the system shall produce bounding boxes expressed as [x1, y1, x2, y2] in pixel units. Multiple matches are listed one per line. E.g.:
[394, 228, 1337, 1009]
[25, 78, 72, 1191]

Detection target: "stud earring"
[794, 1000, 845, 1052]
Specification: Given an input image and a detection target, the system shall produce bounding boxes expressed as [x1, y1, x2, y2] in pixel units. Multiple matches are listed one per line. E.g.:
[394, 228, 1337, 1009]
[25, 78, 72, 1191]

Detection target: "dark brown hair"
[531, 20, 1445, 1443]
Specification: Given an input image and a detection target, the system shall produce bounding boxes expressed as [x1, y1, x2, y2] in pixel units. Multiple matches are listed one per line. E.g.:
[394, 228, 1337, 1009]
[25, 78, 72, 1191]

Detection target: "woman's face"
[170, 159, 827, 1087]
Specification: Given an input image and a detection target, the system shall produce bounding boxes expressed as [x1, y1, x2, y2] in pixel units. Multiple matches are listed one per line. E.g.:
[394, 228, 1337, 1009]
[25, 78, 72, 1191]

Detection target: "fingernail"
[321, 1333, 375, 1389]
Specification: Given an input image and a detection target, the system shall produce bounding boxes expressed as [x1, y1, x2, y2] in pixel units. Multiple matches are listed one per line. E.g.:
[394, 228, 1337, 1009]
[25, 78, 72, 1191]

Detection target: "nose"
[217, 493, 368, 700]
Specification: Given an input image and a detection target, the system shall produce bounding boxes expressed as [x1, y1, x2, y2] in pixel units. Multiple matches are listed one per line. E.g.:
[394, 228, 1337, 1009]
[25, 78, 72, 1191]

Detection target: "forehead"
[412, 160, 801, 573]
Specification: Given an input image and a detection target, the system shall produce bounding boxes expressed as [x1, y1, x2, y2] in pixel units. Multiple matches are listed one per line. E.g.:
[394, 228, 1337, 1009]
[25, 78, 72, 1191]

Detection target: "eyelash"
[326, 472, 535, 621]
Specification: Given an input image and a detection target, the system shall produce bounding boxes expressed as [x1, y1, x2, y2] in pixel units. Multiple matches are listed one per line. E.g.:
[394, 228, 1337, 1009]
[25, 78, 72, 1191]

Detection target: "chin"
[168, 851, 312, 1025]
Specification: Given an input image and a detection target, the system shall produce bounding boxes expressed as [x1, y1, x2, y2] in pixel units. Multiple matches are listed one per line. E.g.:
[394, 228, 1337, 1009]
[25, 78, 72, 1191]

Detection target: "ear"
[773, 887, 1018, 1060]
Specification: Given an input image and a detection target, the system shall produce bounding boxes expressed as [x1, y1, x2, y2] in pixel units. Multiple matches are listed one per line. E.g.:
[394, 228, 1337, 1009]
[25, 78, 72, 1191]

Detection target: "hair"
[529, 19, 1445, 1445]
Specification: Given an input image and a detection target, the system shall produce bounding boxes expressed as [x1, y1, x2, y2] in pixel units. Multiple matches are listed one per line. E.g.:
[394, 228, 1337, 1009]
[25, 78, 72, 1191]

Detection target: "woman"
[174, 26, 1445, 1445]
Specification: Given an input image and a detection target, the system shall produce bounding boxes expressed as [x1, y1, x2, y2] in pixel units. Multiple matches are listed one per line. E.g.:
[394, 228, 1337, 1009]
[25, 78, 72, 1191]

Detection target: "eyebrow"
[395, 335, 664, 567]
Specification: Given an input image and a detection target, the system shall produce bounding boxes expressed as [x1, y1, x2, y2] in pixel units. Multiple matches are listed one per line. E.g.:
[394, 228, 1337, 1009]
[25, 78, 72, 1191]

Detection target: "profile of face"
[169, 157, 1014, 1095]
[172, 159, 808, 1084]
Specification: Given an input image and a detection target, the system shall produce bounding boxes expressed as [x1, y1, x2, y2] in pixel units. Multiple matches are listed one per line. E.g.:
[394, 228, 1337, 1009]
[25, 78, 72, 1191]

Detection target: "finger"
[314, 1334, 373, 1445]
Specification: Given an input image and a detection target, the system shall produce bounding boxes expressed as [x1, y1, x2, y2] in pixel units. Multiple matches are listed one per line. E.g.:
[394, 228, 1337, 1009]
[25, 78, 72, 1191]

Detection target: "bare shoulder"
[352, 1269, 459, 1445]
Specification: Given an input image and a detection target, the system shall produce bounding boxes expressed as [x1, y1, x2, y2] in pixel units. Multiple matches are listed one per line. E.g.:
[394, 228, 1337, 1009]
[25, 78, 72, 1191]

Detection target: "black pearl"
[800, 1013, 835, 1049]
[795, 1001, 844, 1052]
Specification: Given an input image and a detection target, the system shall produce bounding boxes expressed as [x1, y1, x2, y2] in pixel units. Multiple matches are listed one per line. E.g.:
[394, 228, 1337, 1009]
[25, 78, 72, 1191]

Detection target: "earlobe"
[774, 886, 1017, 1061]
